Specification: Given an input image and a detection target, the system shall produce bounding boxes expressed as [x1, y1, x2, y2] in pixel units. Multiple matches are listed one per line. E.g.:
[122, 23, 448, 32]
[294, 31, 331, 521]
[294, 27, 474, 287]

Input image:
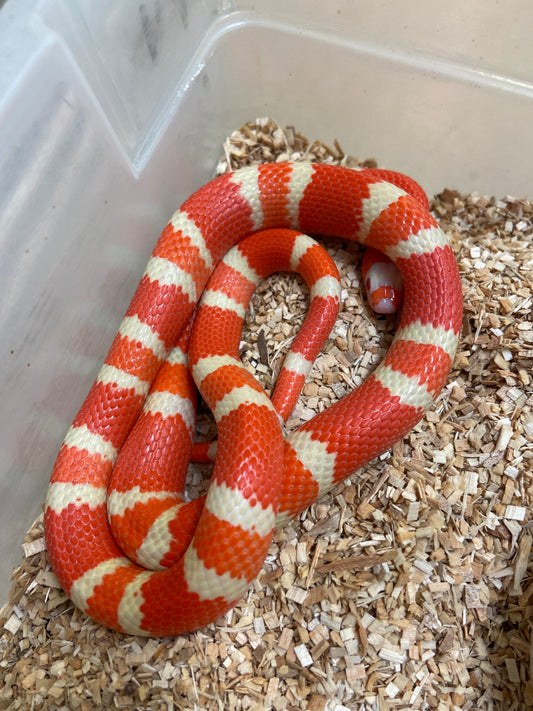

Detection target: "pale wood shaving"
[1, 118, 532, 711]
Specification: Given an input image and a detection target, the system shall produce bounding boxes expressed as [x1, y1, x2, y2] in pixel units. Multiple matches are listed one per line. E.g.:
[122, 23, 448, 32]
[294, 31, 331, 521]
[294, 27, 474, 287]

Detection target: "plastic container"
[1, 0, 532, 602]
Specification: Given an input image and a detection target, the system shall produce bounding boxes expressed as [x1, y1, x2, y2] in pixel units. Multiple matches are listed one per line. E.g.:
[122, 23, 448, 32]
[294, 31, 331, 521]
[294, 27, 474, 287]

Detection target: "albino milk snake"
[44, 162, 463, 636]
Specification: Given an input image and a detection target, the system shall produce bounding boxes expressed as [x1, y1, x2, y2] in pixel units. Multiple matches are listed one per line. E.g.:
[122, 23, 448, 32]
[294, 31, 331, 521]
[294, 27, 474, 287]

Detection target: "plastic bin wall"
[0, 0, 532, 602]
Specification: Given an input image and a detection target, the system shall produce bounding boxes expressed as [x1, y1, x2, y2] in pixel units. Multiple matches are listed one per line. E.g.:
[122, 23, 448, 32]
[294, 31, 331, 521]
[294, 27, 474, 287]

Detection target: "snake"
[44, 161, 463, 636]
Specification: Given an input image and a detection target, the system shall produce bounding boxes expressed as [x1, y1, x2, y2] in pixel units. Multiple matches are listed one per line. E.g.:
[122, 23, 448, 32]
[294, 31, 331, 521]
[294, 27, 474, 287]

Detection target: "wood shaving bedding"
[1, 118, 532, 711]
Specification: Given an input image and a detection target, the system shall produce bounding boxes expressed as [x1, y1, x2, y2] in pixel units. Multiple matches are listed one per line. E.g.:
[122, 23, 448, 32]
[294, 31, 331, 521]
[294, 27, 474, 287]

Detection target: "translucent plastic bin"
[1, 0, 532, 602]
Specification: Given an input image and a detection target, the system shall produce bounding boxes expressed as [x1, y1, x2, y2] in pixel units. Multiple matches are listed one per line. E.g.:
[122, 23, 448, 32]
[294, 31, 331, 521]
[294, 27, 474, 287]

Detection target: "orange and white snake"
[44, 162, 463, 636]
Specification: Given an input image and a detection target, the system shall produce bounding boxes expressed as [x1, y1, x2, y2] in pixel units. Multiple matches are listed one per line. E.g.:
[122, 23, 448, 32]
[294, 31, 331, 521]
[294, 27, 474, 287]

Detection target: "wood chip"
[1, 118, 532, 711]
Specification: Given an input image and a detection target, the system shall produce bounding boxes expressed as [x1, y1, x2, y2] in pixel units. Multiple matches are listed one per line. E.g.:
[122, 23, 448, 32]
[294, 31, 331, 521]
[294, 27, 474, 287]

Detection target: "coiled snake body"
[44, 162, 463, 636]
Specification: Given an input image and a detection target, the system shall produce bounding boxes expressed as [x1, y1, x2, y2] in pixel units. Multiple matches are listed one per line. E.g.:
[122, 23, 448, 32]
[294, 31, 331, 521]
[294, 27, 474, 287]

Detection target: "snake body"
[44, 162, 463, 636]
